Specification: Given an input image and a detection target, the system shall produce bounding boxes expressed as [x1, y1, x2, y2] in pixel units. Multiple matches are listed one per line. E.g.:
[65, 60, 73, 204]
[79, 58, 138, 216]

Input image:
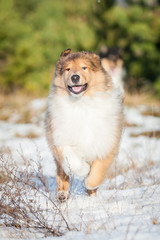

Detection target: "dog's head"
[55, 49, 108, 97]
[99, 47, 124, 73]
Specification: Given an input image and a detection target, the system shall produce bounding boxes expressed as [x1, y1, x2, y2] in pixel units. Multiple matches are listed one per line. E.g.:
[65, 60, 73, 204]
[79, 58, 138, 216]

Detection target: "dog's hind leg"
[85, 154, 115, 191]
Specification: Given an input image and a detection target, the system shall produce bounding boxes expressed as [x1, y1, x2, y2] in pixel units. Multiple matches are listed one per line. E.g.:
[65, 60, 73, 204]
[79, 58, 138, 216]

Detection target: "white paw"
[62, 146, 90, 177]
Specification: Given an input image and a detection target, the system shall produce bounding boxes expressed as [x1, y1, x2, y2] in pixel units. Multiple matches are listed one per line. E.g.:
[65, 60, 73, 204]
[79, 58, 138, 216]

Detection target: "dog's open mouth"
[68, 83, 88, 95]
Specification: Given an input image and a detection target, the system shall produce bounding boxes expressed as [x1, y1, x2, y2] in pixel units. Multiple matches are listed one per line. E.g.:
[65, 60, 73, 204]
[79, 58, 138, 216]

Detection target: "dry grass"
[124, 92, 160, 107]
[15, 132, 42, 139]
[0, 93, 46, 124]
[124, 121, 140, 128]
[0, 93, 34, 111]
[0, 150, 78, 238]
[130, 130, 160, 138]
[107, 150, 160, 190]
[141, 109, 160, 117]
[0, 94, 33, 122]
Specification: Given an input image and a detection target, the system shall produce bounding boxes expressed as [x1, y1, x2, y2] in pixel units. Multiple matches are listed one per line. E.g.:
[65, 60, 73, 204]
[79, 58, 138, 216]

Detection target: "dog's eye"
[66, 68, 70, 71]
[82, 67, 87, 70]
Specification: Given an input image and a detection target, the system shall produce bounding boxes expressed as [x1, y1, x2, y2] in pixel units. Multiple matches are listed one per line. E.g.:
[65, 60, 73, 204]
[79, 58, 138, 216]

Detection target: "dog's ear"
[91, 53, 101, 69]
[92, 53, 100, 61]
[56, 49, 71, 75]
[60, 49, 71, 57]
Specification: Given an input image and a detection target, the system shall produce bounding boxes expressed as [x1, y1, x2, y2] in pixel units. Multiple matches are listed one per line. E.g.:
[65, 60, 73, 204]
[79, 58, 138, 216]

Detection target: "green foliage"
[91, 2, 160, 94]
[154, 77, 160, 96]
[0, 0, 96, 94]
[0, 0, 160, 95]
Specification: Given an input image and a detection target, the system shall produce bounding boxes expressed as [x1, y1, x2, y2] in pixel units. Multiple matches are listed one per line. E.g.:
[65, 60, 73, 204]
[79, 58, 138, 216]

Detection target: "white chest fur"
[48, 91, 122, 163]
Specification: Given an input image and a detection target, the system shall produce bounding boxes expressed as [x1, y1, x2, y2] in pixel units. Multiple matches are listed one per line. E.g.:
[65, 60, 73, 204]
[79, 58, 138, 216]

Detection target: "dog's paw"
[57, 191, 69, 202]
[86, 188, 97, 197]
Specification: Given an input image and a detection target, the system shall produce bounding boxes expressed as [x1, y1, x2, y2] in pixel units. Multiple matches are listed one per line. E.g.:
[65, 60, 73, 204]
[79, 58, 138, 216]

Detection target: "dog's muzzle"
[68, 83, 88, 95]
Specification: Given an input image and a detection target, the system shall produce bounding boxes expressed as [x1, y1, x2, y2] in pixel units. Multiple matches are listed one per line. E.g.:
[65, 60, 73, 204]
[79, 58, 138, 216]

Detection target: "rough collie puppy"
[46, 49, 123, 202]
[99, 46, 126, 97]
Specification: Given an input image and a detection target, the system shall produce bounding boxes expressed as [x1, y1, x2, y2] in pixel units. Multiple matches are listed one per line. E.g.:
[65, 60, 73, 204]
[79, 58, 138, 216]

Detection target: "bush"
[91, 3, 160, 93]
[0, 0, 96, 94]
[0, 0, 160, 95]
[0, 150, 74, 237]
[154, 77, 160, 97]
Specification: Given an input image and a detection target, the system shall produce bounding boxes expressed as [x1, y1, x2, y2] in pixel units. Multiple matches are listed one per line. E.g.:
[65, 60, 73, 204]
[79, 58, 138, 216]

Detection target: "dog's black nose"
[71, 74, 80, 84]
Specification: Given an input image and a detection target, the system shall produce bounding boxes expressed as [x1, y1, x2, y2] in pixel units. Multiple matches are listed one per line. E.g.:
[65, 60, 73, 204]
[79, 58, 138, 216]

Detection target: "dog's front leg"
[85, 153, 115, 192]
[56, 163, 70, 202]
[52, 146, 70, 202]
[62, 146, 90, 177]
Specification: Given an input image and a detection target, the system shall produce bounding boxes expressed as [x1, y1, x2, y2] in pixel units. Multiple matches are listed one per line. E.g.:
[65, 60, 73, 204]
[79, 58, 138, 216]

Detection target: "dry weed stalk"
[0, 150, 75, 238]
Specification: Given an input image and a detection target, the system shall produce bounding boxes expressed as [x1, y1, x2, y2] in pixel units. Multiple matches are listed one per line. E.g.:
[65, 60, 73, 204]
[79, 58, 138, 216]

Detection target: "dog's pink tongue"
[72, 86, 83, 93]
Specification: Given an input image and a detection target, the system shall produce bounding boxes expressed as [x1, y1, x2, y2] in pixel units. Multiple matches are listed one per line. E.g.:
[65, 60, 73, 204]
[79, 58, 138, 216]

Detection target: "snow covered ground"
[0, 98, 160, 239]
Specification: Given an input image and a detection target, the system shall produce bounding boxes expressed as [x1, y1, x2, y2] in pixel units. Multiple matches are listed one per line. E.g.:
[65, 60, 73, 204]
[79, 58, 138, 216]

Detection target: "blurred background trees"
[0, 0, 160, 96]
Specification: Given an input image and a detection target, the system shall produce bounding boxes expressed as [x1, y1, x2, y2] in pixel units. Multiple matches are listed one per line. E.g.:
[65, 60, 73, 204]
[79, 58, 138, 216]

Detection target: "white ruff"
[48, 91, 122, 177]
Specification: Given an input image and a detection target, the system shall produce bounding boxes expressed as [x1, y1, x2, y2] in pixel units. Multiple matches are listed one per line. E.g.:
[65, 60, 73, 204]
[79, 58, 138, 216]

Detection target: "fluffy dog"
[45, 49, 123, 201]
[99, 47, 126, 97]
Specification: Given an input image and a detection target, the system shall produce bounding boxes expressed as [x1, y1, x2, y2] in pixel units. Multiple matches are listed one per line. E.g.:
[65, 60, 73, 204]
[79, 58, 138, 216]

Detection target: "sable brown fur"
[56, 51, 103, 76]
